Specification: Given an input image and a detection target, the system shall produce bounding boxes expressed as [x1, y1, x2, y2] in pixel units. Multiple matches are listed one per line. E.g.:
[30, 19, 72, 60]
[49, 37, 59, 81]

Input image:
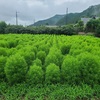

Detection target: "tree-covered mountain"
[57, 4, 100, 25]
[32, 4, 100, 26]
[56, 13, 81, 25]
[32, 14, 65, 26]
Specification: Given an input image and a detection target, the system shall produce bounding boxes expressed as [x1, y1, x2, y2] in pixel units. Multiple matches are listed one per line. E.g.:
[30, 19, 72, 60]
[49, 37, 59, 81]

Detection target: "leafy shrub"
[0, 21, 7, 34]
[61, 44, 71, 55]
[8, 39, 18, 48]
[16, 44, 24, 50]
[27, 65, 43, 84]
[5, 54, 28, 84]
[61, 25, 78, 35]
[95, 24, 100, 37]
[0, 41, 8, 48]
[7, 48, 17, 57]
[0, 47, 7, 56]
[0, 56, 7, 81]
[69, 43, 85, 56]
[86, 19, 99, 32]
[61, 55, 80, 84]
[38, 44, 49, 55]
[77, 52, 100, 85]
[31, 46, 37, 55]
[76, 20, 84, 32]
[70, 49, 85, 56]
[45, 63, 60, 84]
[32, 58, 42, 67]
[37, 51, 46, 65]
[45, 47, 63, 67]
[5, 25, 25, 34]
[19, 49, 35, 67]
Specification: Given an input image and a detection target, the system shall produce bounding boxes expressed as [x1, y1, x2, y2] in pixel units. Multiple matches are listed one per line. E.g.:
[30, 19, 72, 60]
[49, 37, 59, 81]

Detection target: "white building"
[81, 17, 99, 25]
[81, 18, 91, 25]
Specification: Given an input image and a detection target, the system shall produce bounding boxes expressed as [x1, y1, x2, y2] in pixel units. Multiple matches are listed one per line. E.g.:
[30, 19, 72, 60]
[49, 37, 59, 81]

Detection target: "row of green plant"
[1, 52, 99, 85]
[0, 34, 100, 86]
[0, 82, 100, 100]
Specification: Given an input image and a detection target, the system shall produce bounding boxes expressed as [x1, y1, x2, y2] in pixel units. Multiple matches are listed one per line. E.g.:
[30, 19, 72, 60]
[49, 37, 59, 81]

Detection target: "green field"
[0, 34, 100, 99]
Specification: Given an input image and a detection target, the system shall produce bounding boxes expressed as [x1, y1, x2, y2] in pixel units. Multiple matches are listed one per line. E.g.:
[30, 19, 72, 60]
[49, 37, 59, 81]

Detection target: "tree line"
[0, 19, 100, 37]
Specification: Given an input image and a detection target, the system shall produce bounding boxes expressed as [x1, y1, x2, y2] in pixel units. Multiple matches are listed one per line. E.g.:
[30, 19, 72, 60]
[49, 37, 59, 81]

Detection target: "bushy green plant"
[37, 51, 46, 65]
[19, 49, 35, 67]
[61, 44, 71, 55]
[86, 19, 100, 32]
[69, 43, 86, 56]
[5, 54, 28, 84]
[32, 58, 42, 67]
[27, 65, 43, 84]
[0, 47, 7, 56]
[95, 24, 100, 37]
[70, 49, 85, 56]
[77, 52, 100, 85]
[61, 55, 80, 84]
[38, 44, 49, 55]
[31, 46, 37, 55]
[61, 25, 78, 35]
[8, 39, 18, 48]
[45, 47, 63, 67]
[0, 41, 8, 48]
[45, 63, 60, 84]
[0, 56, 7, 81]
[7, 48, 17, 57]
[76, 20, 84, 32]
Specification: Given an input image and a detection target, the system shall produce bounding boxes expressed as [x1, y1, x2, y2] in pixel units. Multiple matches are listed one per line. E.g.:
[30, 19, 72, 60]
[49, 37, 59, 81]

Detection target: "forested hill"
[57, 4, 100, 25]
[31, 14, 65, 26]
[32, 4, 100, 26]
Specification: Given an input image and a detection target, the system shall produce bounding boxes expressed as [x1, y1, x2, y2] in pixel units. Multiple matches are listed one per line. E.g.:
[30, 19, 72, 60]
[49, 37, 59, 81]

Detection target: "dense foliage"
[27, 64, 43, 84]
[86, 18, 100, 37]
[1, 19, 100, 37]
[0, 34, 100, 99]
[0, 56, 7, 81]
[45, 63, 60, 84]
[0, 23, 78, 35]
[5, 54, 28, 84]
[0, 83, 100, 100]
[0, 34, 100, 86]
[0, 21, 7, 33]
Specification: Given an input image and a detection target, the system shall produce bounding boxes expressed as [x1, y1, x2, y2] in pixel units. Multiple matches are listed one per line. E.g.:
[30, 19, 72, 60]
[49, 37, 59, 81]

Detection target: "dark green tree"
[78, 20, 84, 27]
[0, 21, 7, 33]
[86, 19, 100, 32]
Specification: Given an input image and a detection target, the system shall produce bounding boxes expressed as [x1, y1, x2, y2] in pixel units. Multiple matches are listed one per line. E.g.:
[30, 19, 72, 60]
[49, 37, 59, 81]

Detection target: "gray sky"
[0, 0, 100, 25]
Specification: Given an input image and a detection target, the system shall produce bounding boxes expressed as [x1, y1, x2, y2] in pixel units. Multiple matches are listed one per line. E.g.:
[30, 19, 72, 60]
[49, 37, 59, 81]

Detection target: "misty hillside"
[57, 4, 100, 25]
[81, 4, 100, 17]
[32, 14, 65, 26]
[32, 4, 100, 26]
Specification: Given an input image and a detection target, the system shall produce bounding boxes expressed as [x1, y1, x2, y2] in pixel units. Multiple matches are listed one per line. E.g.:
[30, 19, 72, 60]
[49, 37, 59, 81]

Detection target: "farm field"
[0, 34, 100, 99]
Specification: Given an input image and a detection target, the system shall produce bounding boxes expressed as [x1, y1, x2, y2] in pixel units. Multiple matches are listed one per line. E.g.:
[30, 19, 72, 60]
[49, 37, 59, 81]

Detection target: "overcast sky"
[0, 0, 100, 26]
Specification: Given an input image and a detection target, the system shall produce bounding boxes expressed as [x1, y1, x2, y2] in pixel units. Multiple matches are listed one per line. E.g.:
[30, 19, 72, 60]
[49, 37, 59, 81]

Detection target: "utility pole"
[66, 8, 68, 15]
[34, 18, 35, 24]
[16, 11, 19, 25]
[66, 7, 68, 24]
